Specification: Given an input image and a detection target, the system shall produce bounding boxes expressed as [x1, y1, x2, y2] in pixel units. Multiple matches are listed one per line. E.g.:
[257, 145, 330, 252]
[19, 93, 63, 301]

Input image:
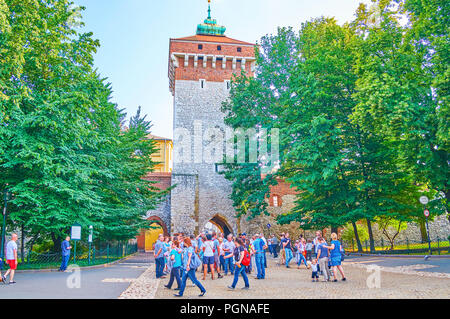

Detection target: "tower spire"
[196, 0, 226, 36]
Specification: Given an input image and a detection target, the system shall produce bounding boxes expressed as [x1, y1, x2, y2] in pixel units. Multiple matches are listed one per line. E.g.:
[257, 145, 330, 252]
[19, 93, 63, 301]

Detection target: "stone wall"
[171, 80, 238, 235]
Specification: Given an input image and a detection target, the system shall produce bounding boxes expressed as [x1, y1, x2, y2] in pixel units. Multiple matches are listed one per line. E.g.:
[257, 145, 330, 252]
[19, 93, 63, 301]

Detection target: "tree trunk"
[366, 219, 375, 253]
[331, 227, 338, 235]
[21, 224, 25, 262]
[351, 221, 363, 253]
[51, 233, 62, 252]
[419, 220, 428, 243]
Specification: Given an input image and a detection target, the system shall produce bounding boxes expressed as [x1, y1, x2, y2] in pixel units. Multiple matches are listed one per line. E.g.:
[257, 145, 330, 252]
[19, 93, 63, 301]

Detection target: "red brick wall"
[143, 172, 172, 190]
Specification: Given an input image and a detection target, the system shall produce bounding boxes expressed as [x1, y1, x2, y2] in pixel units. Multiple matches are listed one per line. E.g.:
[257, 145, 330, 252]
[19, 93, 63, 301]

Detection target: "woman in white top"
[202, 234, 216, 280]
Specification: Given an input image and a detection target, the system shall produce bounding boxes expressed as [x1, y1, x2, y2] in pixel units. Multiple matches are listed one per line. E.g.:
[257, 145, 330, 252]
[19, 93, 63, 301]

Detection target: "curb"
[348, 253, 450, 259]
[14, 253, 139, 274]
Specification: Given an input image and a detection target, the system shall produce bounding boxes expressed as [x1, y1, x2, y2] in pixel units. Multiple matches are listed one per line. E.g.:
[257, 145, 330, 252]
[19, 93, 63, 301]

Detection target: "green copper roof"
[196, 1, 226, 36]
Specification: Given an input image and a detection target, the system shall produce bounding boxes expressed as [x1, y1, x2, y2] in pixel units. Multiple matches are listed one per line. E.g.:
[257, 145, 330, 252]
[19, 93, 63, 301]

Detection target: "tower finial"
[196, 0, 226, 36]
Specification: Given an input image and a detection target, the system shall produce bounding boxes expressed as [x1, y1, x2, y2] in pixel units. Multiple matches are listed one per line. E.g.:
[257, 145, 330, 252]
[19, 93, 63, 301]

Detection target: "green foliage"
[0, 0, 166, 246]
[342, 223, 369, 243]
[221, 0, 447, 247]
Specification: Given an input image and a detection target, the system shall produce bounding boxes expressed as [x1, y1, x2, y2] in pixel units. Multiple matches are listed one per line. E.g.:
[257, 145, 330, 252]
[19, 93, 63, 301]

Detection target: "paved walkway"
[154, 256, 450, 299]
[1, 253, 449, 299]
[0, 253, 153, 299]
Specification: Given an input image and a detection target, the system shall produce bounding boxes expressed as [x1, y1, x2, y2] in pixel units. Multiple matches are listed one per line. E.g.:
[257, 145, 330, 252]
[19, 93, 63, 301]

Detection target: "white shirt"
[6, 240, 17, 260]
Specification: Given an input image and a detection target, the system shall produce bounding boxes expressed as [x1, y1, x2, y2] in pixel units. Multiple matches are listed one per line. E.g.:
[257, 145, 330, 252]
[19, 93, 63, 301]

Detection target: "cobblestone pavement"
[152, 257, 450, 299]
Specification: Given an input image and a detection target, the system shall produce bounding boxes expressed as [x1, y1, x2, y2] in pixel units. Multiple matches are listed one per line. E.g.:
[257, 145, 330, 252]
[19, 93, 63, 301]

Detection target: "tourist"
[218, 236, 225, 272]
[202, 233, 216, 280]
[253, 233, 267, 279]
[278, 233, 286, 265]
[225, 238, 249, 290]
[305, 239, 313, 261]
[2, 234, 18, 284]
[323, 233, 347, 282]
[165, 240, 182, 290]
[271, 234, 278, 258]
[154, 234, 166, 279]
[174, 238, 206, 297]
[163, 236, 171, 275]
[313, 231, 322, 273]
[310, 259, 319, 282]
[261, 233, 268, 268]
[212, 232, 223, 278]
[222, 234, 235, 275]
[282, 232, 293, 268]
[59, 236, 72, 272]
[245, 238, 253, 274]
[295, 239, 308, 269]
[316, 237, 332, 282]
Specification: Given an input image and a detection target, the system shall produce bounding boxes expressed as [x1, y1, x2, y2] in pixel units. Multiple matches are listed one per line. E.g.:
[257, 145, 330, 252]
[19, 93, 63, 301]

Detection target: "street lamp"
[1, 189, 12, 271]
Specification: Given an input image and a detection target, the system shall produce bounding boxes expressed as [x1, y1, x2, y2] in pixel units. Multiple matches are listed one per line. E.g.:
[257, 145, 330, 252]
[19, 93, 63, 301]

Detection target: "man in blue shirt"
[253, 234, 267, 279]
[154, 234, 166, 279]
[59, 236, 72, 272]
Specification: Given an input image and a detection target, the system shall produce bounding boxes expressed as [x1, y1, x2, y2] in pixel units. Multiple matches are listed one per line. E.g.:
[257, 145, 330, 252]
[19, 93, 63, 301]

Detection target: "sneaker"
[199, 291, 206, 297]
[9, 281, 16, 285]
[174, 293, 183, 297]
[1, 275, 6, 282]
[227, 286, 235, 290]
[241, 286, 250, 290]
[342, 278, 347, 281]
[164, 285, 171, 289]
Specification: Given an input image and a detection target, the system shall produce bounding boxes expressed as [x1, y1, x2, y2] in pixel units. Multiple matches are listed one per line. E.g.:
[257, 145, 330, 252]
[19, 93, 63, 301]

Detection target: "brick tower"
[168, 1, 256, 235]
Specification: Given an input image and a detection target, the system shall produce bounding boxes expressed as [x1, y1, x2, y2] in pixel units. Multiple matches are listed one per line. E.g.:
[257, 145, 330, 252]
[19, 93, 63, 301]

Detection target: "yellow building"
[148, 134, 173, 173]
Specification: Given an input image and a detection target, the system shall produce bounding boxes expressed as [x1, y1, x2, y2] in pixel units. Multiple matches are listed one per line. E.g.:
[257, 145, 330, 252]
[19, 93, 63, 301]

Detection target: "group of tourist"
[268, 231, 346, 282]
[154, 229, 346, 297]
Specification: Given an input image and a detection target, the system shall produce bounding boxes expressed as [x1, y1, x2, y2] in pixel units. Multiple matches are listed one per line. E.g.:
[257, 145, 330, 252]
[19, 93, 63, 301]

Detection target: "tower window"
[217, 45, 222, 51]
[200, 79, 206, 88]
[198, 44, 203, 50]
[225, 80, 231, 90]
[237, 47, 242, 53]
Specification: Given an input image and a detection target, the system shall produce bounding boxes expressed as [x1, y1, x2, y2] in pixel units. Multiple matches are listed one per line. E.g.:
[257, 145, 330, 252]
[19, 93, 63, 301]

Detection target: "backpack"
[189, 252, 202, 270]
[241, 250, 251, 267]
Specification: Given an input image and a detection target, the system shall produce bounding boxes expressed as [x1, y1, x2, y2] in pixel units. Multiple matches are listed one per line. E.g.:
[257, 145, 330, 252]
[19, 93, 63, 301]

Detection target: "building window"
[217, 45, 222, 51]
[200, 79, 206, 88]
[225, 80, 231, 90]
[271, 195, 281, 207]
[237, 47, 242, 53]
[198, 44, 203, 50]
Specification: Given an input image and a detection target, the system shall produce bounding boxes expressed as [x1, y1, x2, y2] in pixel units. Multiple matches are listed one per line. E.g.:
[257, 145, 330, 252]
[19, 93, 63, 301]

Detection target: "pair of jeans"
[166, 266, 181, 289]
[179, 269, 206, 296]
[263, 251, 267, 268]
[224, 257, 234, 275]
[219, 255, 225, 272]
[306, 250, 312, 261]
[285, 248, 293, 267]
[255, 253, 265, 279]
[319, 257, 331, 281]
[60, 254, 70, 271]
[297, 252, 307, 267]
[155, 257, 165, 278]
[231, 264, 249, 288]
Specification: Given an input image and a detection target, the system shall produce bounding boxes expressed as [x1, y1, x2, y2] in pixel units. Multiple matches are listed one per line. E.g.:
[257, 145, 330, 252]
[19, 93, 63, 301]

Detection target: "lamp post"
[1, 189, 12, 271]
[88, 225, 93, 265]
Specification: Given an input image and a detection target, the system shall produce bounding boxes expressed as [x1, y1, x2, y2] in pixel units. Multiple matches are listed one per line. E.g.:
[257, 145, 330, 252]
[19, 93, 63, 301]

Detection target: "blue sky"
[75, 0, 371, 138]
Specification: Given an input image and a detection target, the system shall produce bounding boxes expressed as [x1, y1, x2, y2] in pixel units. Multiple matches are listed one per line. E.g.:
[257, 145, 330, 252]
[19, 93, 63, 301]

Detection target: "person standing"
[174, 238, 206, 297]
[261, 234, 268, 268]
[225, 238, 250, 290]
[271, 235, 278, 258]
[59, 236, 72, 272]
[305, 239, 313, 261]
[313, 231, 322, 273]
[2, 234, 18, 284]
[323, 233, 347, 282]
[202, 234, 215, 280]
[212, 232, 223, 278]
[154, 234, 166, 279]
[253, 234, 267, 279]
[222, 234, 235, 276]
[316, 237, 332, 282]
[282, 233, 293, 268]
[296, 239, 308, 269]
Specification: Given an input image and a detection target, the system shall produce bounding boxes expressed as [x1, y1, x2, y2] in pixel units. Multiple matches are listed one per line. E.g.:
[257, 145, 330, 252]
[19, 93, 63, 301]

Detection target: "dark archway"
[209, 214, 233, 237]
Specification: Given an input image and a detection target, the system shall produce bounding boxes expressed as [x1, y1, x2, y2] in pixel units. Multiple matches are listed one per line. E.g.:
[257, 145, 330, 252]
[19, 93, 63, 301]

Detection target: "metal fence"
[342, 237, 450, 255]
[5, 242, 138, 270]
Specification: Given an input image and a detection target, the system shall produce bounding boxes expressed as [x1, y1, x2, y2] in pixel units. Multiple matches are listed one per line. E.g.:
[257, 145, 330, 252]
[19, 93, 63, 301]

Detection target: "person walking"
[316, 237, 332, 282]
[296, 239, 308, 269]
[323, 233, 347, 282]
[154, 234, 166, 279]
[59, 236, 72, 272]
[2, 234, 18, 284]
[253, 234, 267, 279]
[164, 240, 182, 290]
[174, 238, 206, 297]
[271, 234, 278, 258]
[225, 238, 249, 290]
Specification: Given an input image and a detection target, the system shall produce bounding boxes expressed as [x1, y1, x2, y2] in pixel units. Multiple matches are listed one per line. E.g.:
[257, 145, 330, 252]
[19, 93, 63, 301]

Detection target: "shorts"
[7, 259, 17, 270]
[203, 256, 214, 265]
[312, 271, 319, 279]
